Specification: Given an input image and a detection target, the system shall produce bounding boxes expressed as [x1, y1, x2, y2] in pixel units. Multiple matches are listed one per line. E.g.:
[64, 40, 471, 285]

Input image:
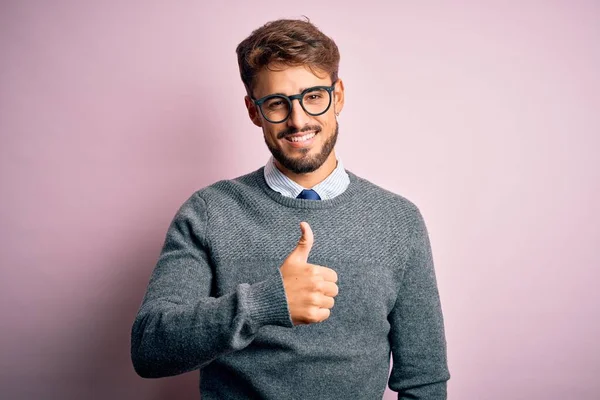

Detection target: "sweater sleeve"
[130, 192, 293, 379]
[387, 207, 450, 399]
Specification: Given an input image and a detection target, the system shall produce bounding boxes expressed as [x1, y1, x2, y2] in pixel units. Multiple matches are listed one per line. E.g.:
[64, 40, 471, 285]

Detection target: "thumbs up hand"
[280, 222, 339, 325]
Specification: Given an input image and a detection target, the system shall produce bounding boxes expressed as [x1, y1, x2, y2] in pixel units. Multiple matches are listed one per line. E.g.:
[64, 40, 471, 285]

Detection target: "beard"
[265, 122, 339, 174]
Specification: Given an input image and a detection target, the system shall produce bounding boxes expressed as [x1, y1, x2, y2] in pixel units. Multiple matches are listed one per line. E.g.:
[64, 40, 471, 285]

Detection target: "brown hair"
[236, 17, 340, 96]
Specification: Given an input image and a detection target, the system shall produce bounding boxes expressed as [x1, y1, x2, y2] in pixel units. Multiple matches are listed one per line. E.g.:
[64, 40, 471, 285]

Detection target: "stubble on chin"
[264, 122, 339, 174]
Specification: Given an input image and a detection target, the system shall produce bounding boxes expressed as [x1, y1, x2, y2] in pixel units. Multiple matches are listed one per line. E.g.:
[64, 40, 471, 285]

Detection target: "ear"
[244, 96, 263, 128]
[332, 78, 345, 116]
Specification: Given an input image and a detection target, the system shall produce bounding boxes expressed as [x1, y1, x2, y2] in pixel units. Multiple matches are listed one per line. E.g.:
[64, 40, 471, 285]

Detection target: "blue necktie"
[297, 189, 321, 200]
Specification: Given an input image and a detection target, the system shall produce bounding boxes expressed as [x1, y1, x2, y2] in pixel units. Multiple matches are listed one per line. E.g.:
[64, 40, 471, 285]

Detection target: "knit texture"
[131, 167, 450, 399]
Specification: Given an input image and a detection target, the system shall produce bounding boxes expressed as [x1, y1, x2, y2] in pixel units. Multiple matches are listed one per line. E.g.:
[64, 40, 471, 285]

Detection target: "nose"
[286, 98, 310, 129]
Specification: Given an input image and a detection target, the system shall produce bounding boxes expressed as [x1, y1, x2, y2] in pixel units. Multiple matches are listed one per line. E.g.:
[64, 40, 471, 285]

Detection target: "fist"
[280, 222, 339, 325]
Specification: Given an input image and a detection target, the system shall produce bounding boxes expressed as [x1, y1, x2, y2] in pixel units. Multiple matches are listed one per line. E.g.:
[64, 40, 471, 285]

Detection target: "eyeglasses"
[252, 81, 337, 124]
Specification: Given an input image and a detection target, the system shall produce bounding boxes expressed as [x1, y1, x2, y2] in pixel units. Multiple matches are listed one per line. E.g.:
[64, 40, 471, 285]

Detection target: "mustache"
[277, 125, 322, 139]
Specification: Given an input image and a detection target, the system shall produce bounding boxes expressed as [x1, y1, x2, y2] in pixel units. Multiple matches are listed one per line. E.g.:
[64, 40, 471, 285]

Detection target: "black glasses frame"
[252, 81, 337, 124]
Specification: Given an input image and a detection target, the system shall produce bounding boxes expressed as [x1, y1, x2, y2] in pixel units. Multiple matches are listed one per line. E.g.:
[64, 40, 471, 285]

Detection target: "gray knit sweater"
[131, 167, 450, 399]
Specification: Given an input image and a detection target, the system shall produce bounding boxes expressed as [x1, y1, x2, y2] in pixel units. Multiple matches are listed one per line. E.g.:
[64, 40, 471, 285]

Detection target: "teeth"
[289, 133, 316, 142]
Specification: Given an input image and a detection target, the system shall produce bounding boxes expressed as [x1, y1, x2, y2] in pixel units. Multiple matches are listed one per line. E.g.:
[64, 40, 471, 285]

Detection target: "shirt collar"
[264, 155, 350, 200]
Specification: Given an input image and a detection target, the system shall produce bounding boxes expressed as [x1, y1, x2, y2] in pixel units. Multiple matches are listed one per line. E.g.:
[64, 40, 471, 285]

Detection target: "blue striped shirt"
[263, 156, 350, 200]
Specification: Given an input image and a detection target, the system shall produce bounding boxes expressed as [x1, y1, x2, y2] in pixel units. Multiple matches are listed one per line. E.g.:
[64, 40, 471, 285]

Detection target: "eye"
[265, 98, 287, 110]
[304, 90, 326, 102]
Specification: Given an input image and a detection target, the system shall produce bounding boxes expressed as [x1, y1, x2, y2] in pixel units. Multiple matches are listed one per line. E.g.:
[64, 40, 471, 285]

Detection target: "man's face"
[245, 65, 345, 174]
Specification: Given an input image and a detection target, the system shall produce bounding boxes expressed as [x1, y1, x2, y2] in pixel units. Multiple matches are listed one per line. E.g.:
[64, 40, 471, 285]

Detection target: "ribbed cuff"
[245, 271, 293, 328]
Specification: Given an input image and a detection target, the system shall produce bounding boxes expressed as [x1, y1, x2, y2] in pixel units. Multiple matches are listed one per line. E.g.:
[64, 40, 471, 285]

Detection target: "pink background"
[1, 1, 599, 399]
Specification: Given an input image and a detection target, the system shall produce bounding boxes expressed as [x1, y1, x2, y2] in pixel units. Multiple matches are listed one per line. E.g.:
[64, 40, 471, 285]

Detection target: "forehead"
[253, 65, 331, 98]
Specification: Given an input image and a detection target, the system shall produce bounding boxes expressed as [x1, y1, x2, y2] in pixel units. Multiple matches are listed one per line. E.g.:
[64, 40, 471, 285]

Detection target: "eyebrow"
[256, 85, 327, 100]
[271, 85, 325, 96]
[267, 88, 305, 97]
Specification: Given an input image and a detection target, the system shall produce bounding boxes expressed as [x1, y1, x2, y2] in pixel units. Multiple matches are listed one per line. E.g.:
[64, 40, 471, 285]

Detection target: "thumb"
[292, 221, 314, 262]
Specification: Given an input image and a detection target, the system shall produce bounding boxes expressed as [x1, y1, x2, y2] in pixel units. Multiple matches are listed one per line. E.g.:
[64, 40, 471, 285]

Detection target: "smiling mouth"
[285, 132, 317, 143]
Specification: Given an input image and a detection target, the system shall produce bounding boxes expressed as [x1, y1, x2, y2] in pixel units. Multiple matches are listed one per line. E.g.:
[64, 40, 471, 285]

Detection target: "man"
[131, 18, 450, 399]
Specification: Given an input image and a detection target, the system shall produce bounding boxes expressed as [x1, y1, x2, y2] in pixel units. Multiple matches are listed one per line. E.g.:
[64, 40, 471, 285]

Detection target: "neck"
[274, 151, 338, 189]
